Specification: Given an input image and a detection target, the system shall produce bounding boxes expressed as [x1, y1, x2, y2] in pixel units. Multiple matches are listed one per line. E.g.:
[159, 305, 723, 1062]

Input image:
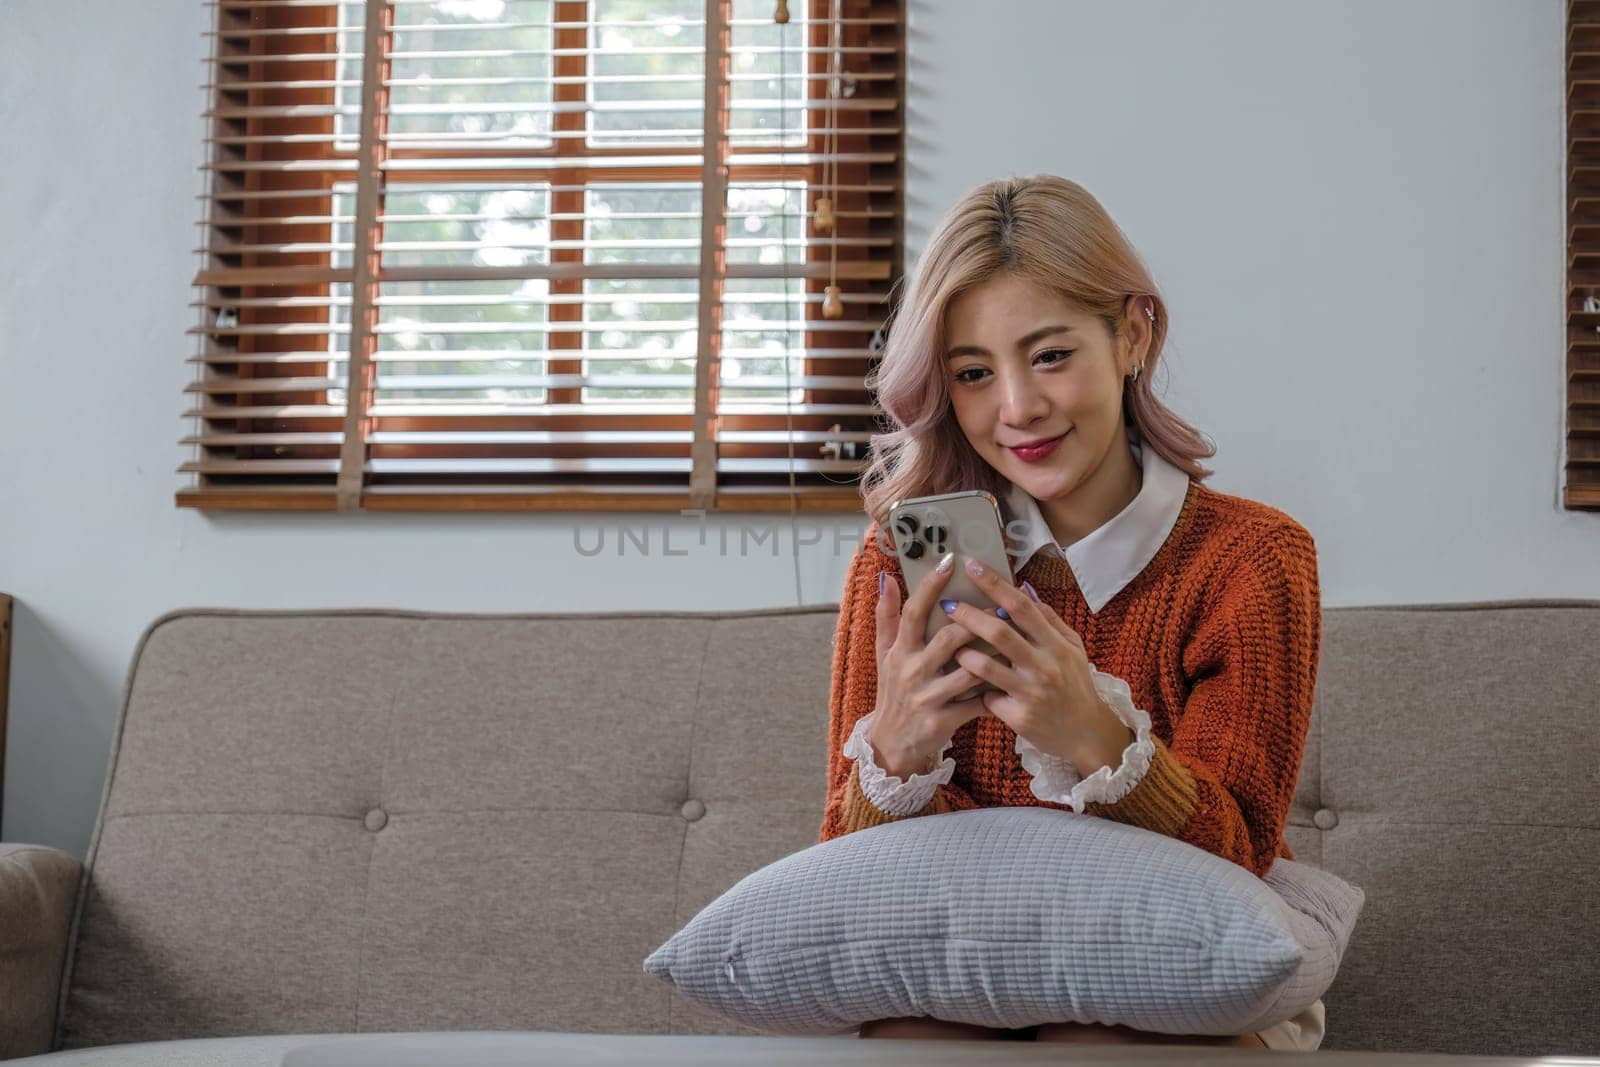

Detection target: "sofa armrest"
[0, 844, 81, 1060]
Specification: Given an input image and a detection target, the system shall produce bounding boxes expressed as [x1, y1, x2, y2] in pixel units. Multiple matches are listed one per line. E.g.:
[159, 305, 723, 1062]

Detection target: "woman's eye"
[1036, 348, 1074, 365]
[953, 366, 986, 384]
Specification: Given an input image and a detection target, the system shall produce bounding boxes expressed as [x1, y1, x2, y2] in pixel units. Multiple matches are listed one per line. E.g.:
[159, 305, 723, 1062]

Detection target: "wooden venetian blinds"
[1570, 0, 1600, 509]
[182, 0, 902, 512]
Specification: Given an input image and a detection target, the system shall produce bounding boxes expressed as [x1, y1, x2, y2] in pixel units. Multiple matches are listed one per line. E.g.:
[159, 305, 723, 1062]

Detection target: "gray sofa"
[1, 600, 1597, 1063]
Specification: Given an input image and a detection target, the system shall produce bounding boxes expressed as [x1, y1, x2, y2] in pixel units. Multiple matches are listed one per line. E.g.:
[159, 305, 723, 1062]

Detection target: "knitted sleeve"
[818, 525, 982, 843]
[1082, 521, 1322, 879]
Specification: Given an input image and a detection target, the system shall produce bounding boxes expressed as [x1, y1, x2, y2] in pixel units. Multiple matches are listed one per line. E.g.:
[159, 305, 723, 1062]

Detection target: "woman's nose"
[998, 371, 1048, 425]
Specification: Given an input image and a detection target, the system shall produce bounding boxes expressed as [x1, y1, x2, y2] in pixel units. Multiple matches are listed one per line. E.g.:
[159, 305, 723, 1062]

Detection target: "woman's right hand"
[867, 552, 992, 779]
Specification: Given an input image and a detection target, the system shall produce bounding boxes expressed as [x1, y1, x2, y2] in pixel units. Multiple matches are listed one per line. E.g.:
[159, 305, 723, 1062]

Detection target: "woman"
[818, 175, 1325, 1050]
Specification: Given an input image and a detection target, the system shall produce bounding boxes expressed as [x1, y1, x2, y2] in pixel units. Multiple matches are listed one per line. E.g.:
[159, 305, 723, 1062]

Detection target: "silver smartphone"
[887, 489, 1017, 702]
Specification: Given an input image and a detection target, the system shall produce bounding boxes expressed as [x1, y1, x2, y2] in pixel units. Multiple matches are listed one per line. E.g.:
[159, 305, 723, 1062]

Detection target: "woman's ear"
[1122, 296, 1154, 368]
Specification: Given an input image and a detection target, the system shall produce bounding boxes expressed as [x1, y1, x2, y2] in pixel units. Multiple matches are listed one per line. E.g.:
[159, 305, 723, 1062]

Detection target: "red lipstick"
[1008, 430, 1069, 462]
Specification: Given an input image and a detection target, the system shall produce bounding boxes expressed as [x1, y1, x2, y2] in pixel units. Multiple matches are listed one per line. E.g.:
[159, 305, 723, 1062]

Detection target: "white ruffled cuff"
[1013, 667, 1156, 813]
[843, 711, 956, 816]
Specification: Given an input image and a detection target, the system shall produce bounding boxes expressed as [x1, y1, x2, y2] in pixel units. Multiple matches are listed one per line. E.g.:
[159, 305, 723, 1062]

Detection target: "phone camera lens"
[923, 524, 948, 550]
[903, 539, 925, 560]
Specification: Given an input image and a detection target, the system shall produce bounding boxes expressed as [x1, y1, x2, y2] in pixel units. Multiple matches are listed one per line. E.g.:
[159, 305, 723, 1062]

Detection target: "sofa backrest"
[51, 601, 1600, 1056]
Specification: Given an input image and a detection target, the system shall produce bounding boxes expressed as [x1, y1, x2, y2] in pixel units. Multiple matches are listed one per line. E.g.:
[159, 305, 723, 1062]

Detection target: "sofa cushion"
[644, 805, 1364, 1036]
[55, 608, 839, 1050]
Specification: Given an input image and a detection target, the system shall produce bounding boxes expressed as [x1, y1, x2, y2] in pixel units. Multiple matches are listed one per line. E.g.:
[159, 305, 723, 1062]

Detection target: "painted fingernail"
[878, 571, 887, 597]
[935, 551, 955, 574]
[995, 606, 1011, 621]
[940, 598, 957, 615]
[965, 557, 986, 577]
[1021, 580, 1041, 602]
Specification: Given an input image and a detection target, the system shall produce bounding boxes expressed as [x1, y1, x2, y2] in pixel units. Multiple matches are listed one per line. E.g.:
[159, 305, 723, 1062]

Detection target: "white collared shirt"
[999, 431, 1192, 614]
[845, 431, 1190, 817]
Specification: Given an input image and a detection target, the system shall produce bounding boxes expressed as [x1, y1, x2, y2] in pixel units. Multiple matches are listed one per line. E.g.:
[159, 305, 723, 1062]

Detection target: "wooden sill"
[175, 487, 868, 513]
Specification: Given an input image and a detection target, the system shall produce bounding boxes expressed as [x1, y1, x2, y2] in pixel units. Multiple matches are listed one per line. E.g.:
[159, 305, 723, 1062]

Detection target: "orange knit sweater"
[818, 477, 1322, 880]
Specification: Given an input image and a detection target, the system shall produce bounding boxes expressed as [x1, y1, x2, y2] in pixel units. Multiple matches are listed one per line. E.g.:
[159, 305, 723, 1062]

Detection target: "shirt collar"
[1001, 432, 1192, 613]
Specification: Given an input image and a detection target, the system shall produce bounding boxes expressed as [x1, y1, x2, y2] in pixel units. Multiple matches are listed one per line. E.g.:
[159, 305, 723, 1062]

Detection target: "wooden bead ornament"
[814, 195, 834, 233]
[822, 285, 843, 319]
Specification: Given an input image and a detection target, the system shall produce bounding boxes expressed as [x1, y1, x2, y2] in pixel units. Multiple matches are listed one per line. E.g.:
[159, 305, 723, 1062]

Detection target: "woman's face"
[944, 272, 1148, 514]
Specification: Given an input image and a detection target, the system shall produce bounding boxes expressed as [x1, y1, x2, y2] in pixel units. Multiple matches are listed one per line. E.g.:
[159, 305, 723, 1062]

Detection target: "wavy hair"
[859, 174, 1216, 528]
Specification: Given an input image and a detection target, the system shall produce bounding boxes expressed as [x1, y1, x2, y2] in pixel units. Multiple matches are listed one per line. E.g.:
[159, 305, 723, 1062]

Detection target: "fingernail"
[1021, 581, 1041, 602]
[965, 557, 986, 578]
[878, 571, 886, 597]
[995, 606, 1010, 621]
[935, 551, 955, 574]
[940, 598, 957, 615]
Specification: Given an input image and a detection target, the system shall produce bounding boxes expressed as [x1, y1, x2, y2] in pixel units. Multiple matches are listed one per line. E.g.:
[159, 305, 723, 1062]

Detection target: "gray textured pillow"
[644, 806, 1363, 1037]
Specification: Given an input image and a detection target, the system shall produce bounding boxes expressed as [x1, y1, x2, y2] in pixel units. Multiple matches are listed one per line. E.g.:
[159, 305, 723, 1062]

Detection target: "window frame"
[181, 0, 903, 512]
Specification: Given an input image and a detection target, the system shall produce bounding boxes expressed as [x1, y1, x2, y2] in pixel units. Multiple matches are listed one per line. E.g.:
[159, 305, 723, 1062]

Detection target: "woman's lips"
[1008, 429, 1069, 462]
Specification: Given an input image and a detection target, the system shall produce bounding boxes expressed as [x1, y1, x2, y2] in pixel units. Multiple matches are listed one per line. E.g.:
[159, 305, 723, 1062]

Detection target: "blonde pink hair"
[859, 174, 1217, 527]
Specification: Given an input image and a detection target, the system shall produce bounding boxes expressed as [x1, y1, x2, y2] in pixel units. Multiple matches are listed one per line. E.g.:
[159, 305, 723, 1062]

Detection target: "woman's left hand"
[941, 556, 1128, 771]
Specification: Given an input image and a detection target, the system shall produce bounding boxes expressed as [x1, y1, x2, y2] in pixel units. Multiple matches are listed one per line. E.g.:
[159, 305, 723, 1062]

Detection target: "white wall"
[1, 0, 1588, 861]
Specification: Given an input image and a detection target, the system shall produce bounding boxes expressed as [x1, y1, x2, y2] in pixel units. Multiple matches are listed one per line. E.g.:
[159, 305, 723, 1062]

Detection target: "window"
[183, 0, 902, 511]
